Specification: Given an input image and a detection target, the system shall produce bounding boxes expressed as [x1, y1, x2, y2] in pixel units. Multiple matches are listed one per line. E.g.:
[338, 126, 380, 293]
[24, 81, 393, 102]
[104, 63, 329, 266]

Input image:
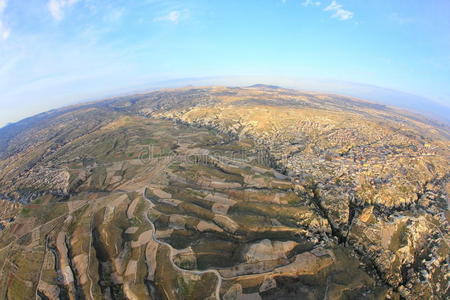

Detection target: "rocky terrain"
[0, 85, 448, 299]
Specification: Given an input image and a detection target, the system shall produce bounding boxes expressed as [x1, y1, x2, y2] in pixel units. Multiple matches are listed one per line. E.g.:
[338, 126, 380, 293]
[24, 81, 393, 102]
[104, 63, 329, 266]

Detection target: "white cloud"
[154, 10, 181, 24]
[0, 0, 6, 14]
[103, 8, 125, 23]
[48, 0, 79, 21]
[302, 0, 321, 7]
[0, 0, 9, 40]
[389, 13, 414, 25]
[324, 1, 353, 21]
[0, 21, 9, 40]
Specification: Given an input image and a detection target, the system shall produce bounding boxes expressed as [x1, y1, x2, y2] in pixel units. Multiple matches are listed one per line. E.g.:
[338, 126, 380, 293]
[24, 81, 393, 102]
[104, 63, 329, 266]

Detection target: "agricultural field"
[0, 86, 448, 299]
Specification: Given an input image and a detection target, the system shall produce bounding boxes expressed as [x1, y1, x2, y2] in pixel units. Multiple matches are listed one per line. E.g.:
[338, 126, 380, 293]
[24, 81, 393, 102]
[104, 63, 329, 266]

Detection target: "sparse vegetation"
[0, 86, 448, 299]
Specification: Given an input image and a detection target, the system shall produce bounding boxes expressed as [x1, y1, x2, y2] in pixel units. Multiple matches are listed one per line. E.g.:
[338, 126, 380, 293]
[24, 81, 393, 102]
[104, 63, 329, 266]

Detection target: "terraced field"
[0, 117, 381, 299]
[0, 86, 448, 299]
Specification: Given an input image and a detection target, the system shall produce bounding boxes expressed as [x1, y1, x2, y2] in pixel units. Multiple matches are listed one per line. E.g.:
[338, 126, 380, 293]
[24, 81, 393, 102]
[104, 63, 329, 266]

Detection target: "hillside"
[0, 86, 448, 299]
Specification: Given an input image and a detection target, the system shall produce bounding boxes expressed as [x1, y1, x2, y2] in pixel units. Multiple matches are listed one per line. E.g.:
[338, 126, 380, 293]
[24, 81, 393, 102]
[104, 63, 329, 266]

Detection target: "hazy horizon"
[1, 1, 450, 126]
[1, 76, 450, 128]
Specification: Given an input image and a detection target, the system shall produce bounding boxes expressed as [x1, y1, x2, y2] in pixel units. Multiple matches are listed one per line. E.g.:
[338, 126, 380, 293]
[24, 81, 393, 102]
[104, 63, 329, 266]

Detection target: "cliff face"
[0, 86, 448, 299]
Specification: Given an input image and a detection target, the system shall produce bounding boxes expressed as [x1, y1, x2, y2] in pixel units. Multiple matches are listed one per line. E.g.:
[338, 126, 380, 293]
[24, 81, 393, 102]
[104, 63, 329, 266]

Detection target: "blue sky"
[0, 0, 449, 126]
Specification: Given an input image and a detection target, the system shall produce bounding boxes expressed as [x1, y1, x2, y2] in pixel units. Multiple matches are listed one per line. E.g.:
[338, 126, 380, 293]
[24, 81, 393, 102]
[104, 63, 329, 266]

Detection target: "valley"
[0, 86, 448, 299]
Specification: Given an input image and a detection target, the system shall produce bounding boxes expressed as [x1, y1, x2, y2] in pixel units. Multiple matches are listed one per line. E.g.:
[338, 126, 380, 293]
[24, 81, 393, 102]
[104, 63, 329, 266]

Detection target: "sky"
[0, 0, 450, 127]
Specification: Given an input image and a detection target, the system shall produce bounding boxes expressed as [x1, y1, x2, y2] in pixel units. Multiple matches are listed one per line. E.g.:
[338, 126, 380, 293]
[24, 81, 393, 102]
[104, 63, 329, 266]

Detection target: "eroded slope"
[0, 86, 448, 299]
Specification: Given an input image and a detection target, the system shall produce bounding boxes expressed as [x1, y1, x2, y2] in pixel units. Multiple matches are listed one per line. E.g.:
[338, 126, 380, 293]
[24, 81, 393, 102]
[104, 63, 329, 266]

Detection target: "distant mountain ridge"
[137, 77, 450, 125]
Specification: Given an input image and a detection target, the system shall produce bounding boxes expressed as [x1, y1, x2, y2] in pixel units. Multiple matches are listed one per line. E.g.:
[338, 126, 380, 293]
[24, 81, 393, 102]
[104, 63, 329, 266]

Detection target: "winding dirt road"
[142, 191, 223, 300]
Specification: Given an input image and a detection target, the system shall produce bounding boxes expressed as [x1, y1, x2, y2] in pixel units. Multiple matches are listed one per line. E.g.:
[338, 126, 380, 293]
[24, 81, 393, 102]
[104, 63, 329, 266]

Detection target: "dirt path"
[87, 213, 95, 300]
[142, 191, 223, 300]
[35, 237, 48, 300]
